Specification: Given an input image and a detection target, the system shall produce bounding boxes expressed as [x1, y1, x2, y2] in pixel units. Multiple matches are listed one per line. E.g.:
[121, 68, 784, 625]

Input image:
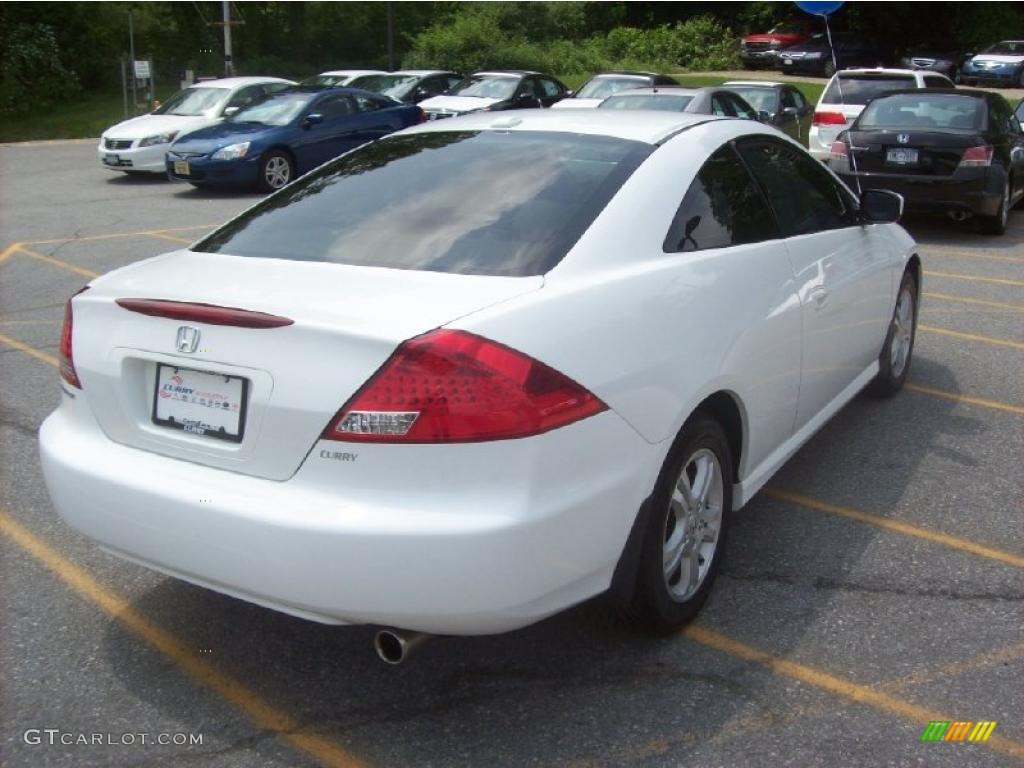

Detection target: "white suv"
[808, 68, 955, 161]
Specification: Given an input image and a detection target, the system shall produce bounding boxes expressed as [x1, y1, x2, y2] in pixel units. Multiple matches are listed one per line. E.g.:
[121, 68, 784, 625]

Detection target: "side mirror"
[859, 189, 903, 223]
[565, 90, 575, 98]
[301, 113, 324, 129]
[223, 106, 240, 117]
[516, 92, 536, 104]
[782, 106, 799, 116]
[758, 110, 772, 123]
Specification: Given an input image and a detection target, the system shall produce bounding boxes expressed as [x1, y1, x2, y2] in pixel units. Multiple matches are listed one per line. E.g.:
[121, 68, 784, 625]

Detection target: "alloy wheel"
[890, 285, 915, 378]
[662, 448, 724, 602]
[264, 156, 291, 189]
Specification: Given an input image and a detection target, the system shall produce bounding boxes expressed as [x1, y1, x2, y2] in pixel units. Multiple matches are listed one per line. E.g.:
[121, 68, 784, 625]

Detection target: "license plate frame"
[783, 58, 793, 66]
[104, 153, 120, 165]
[886, 147, 919, 165]
[152, 364, 249, 443]
[174, 159, 191, 176]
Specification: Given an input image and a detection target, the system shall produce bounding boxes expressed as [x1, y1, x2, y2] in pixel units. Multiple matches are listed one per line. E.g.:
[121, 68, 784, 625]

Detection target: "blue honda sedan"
[166, 86, 424, 191]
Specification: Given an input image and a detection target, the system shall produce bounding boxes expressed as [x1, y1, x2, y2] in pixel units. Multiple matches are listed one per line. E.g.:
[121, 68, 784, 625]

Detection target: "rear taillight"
[813, 111, 848, 126]
[416, 107, 428, 124]
[959, 145, 993, 167]
[322, 329, 607, 443]
[60, 287, 89, 389]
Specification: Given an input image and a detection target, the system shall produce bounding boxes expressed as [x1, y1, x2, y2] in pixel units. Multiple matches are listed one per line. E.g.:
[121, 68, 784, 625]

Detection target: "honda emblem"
[176, 326, 200, 353]
[896, 133, 910, 144]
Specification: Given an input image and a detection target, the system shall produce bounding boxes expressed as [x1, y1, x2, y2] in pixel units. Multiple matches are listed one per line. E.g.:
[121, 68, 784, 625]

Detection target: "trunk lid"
[74, 251, 543, 480]
[845, 129, 982, 176]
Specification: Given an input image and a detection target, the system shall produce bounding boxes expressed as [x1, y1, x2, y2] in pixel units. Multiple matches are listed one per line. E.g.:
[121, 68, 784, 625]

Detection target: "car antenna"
[823, 14, 862, 195]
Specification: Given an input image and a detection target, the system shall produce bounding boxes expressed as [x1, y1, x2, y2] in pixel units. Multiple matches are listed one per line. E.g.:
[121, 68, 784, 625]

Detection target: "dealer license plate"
[174, 159, 190, 176]
[886, 148, 919, 164]
[152, 364, 248, 443]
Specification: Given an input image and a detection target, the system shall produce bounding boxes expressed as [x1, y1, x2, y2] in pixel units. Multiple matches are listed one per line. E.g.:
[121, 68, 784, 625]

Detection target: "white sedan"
[98, 77, 294, 174]
[43, 111, 918, 644]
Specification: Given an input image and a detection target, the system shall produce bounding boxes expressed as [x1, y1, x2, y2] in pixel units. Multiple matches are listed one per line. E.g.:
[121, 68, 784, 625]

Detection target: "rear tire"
[618, 413, 733, 633]
[976, 178, 1009, 235]
[867, 270, 917, 397]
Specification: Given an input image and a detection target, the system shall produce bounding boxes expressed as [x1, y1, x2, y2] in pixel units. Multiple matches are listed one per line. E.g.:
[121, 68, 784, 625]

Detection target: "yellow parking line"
[924, 292, 1024, 312]
[880, 641, 1024, 693]
[147, 232, 193, 245]
[762, 488, 1024, 568]
[14, 245, 98, 279]
[925, 270, 1024, 288]
[684, 625, 1024, 760]
[906, 383, 1024, 416]
[22, 224, 218, 246]
[0, 509, 367, 768]
[0, 332, 59, 367]
[920, 246, 1024, 264]
[0, 241, 23, 266]
[919, 324, 1024, 350]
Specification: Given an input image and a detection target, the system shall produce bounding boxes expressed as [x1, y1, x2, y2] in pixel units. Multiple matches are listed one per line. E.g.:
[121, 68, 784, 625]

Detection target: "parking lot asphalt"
[1, 142, 1022, 768]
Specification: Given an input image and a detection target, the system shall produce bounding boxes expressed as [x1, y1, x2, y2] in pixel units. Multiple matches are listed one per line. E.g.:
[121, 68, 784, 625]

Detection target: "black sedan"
[828, 89, 1024, 235]
[359, 70, 463, 104]
[418, 71, 568, 120]
[722, 81, 813, 143]
[779, 33, 890, 77]
[598, 87, 759, 120]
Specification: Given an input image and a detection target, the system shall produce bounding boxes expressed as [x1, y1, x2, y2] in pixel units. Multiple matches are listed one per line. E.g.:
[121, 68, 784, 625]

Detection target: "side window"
[514, 78, 537, 99]
[445, 75, 463, 91]
[264, 82, 292, 96]
[737, 138, 856, 237]
[419, 77, 444, 97]
[730, 94, 757, 120]
[791, 89, 808, 109]
[316, 96, 355, 120]
[924, 75, 951, 89]
[663, 144, 779, 253]
[538, 78, 562, 98]
[711, 95, 736, 117]
[354, 95, 386, 112]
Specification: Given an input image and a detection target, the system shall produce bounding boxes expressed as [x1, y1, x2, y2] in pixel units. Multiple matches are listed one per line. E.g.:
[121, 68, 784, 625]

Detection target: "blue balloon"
[795, 1, 844, 15]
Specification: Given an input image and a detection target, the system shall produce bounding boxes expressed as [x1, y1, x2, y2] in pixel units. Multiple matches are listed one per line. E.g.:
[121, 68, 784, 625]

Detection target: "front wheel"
[258, 150, 294, 192]
[618, 413, 733, 633]
[867, 271, 917, 397]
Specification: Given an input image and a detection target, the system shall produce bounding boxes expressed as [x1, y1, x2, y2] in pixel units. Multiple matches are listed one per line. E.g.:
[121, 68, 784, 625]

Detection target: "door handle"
[810, 287, 830, 309]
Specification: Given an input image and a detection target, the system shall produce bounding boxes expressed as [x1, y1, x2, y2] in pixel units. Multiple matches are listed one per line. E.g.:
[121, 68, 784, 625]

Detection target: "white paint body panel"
[41, 112, 916, 635]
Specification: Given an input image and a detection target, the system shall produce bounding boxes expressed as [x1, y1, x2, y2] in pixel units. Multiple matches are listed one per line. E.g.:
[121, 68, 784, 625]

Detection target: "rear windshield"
[600, 94, 693, 112]
[857, 94, 986, 130]
[195, 131, 652, 276]
[822, 75, 916, 105]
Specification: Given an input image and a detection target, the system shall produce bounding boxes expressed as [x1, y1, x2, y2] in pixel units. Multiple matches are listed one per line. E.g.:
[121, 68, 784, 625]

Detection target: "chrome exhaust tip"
[374, 629, 429, 665]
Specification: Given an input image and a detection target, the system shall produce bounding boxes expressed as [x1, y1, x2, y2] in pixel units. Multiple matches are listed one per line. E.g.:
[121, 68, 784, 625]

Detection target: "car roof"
[317, 69, 387, 77]
[723, 81, 785, 88]
[472, 70, 537, 77]
[590, 71, 657, 78]
[610, 87, 704, 96]
[869, 88, 987, 99]
[393, 70, 457, 77]
[188, 76, 293, 89]
[834, 68, 924, 77]
[399, 108, 728, 145]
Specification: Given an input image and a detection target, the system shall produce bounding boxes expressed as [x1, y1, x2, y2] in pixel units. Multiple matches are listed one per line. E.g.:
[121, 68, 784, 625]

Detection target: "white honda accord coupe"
[42, 110, 919, 643]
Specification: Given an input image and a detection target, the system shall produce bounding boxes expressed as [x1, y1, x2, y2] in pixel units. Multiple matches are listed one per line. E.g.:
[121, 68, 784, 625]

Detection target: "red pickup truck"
[740, 20, 817, 69]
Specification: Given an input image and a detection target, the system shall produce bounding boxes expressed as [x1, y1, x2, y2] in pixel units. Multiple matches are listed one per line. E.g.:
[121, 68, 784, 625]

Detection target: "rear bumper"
[39, 394, 661, 635]
[836, 170, 1001, 217]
